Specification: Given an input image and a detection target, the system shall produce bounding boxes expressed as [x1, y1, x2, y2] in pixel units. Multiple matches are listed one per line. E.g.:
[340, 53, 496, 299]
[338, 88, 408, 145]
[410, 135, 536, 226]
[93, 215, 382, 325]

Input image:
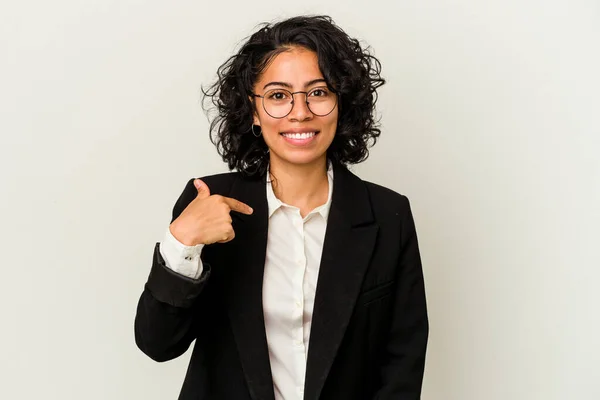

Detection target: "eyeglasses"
[252, 86, 338, 119]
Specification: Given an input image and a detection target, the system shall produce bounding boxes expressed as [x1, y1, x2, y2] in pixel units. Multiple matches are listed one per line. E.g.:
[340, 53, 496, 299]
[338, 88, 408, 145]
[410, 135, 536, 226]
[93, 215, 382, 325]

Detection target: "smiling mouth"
[280, 131, 320, 139]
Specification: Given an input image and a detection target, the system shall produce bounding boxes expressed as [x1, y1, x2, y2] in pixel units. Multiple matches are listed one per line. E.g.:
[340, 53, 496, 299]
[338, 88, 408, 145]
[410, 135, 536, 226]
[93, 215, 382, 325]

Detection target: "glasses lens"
[262, 87, 337, 118]
[306, 87, 336, 116]
[263, 89, 294, 118]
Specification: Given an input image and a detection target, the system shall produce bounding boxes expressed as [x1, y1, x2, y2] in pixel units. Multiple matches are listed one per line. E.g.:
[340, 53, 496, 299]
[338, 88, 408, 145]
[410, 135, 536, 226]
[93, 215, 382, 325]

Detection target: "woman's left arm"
[374, 196, 429, 400]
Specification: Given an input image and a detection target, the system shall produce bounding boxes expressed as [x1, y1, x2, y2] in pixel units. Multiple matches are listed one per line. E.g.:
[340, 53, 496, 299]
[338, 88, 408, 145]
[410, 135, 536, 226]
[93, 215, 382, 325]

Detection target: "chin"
[273, 151, 327, 167]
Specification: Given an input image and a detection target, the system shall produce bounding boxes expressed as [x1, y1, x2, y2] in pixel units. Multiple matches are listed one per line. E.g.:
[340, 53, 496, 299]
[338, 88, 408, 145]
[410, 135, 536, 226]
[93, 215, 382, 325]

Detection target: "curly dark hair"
[202, 15, 385, 179]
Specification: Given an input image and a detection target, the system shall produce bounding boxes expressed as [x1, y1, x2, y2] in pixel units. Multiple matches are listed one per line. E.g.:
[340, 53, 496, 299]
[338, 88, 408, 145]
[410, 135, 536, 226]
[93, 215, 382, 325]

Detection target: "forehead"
[257, 47, 323, 85]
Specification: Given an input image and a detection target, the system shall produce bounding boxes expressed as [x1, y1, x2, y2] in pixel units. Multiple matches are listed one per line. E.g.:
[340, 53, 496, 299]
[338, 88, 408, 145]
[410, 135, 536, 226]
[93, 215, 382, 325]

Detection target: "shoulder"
[170, 171, 242, 222]
[362, 180, 410, 208]
[361, 179, 412, 221]
[196, 170, 243, 195]
[178, 170, 241, 197]
[339, 163, 409, 210]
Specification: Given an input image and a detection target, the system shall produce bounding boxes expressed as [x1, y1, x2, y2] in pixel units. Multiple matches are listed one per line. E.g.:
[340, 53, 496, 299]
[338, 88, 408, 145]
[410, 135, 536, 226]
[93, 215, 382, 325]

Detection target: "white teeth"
[282, 132, 316, 139]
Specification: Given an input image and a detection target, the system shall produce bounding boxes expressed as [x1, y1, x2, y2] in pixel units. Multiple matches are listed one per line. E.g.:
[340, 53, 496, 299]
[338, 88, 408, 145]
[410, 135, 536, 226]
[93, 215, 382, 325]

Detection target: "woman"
[135, 15, 428, 400]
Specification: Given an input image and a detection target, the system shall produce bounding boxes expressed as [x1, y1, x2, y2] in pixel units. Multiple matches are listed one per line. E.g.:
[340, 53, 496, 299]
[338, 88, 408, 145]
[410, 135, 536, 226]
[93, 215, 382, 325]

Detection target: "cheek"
[260, 119, 281, 133]
[325, 113, 339, 133]
[258, 118, 284, 142]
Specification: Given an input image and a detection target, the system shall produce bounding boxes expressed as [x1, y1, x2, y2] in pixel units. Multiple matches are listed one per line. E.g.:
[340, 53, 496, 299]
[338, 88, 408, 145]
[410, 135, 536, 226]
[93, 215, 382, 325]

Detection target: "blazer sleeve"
[373, 196, 429, 399]
[134, 179, 212, 362]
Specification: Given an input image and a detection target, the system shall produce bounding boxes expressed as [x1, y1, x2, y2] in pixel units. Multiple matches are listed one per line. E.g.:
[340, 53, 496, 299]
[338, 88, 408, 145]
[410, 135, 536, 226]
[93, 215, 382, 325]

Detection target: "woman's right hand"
[169, 179, 254, 246]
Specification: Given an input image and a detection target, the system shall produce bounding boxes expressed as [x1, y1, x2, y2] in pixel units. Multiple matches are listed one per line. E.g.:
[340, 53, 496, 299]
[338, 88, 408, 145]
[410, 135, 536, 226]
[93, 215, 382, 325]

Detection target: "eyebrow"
[263, 78, 327, 90]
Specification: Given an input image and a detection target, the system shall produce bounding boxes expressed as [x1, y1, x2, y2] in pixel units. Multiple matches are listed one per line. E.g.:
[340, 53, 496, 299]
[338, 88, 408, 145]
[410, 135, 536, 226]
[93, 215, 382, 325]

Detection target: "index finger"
[222, 197, 253, 215]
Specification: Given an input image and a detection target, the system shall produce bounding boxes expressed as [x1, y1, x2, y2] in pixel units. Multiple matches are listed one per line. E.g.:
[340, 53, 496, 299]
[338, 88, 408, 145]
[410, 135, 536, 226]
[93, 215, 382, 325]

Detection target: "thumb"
[193, 179, 211, 199]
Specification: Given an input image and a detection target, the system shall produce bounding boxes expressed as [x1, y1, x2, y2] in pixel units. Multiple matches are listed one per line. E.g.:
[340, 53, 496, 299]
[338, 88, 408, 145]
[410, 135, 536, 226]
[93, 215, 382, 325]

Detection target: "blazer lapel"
[224, 174, 275, 400]
[304, 162, 379, 400]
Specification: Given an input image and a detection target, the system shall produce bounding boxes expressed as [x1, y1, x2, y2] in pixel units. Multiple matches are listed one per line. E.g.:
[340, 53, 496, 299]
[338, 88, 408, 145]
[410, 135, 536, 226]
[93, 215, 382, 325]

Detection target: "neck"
[268, 156, 330, 213]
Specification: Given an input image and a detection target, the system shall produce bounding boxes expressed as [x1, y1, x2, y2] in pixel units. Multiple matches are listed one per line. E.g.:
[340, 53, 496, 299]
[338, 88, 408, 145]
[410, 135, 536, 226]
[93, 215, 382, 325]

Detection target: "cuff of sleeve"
[146, 243, 211, 308]
[159, 227, 205, 280]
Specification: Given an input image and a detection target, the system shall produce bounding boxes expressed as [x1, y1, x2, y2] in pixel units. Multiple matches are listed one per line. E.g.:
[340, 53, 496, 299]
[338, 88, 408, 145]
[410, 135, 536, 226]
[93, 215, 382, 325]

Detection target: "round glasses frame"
[252, 87, 338, 119]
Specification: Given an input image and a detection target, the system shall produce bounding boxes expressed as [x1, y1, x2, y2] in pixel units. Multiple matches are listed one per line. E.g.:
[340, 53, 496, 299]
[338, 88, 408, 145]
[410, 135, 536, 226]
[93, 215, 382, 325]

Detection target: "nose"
[287, 93, 313, 121]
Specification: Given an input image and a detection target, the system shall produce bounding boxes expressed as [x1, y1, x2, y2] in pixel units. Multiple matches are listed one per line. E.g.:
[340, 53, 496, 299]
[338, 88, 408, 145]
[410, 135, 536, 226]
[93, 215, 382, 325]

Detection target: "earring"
[251, 124, 262, 137]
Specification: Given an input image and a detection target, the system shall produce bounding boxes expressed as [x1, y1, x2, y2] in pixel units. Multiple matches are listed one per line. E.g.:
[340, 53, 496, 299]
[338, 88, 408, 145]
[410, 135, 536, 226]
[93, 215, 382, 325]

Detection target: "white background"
[1, 1, 599, 399]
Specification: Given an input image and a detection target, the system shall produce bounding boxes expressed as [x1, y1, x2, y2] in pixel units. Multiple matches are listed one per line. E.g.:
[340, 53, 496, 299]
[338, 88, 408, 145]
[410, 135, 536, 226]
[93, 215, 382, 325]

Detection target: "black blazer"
[135, 161, 428, 400]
